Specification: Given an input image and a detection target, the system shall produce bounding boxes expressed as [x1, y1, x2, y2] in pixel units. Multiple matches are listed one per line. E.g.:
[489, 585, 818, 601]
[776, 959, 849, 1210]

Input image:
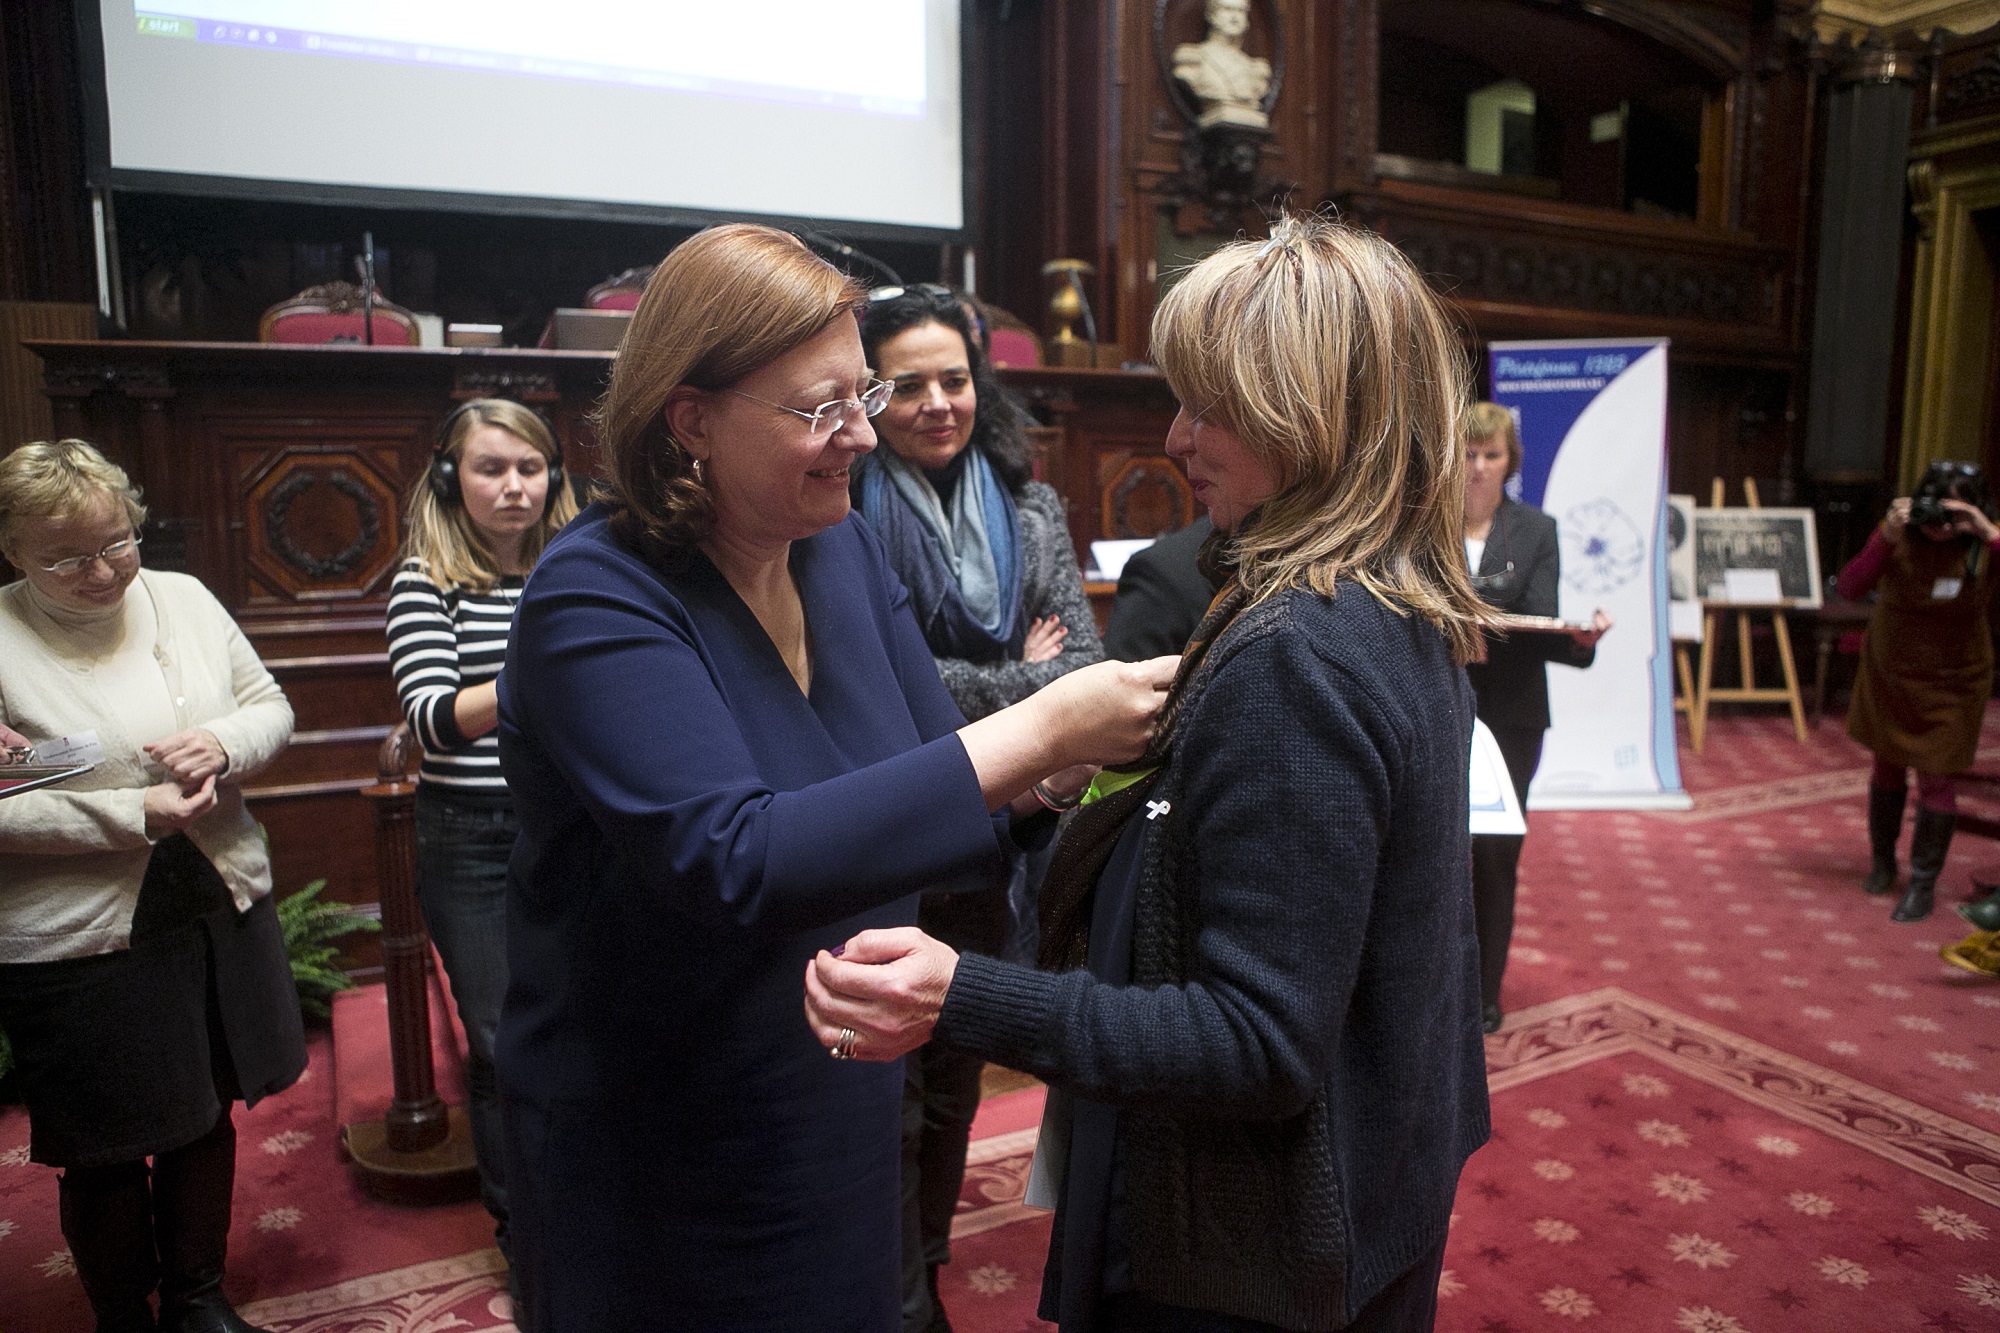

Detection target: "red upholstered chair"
[978, 301, 1043, 369]
[584, 265, 652, 311]
[535, 265, 653, 347]
[259, 282, 420, 345]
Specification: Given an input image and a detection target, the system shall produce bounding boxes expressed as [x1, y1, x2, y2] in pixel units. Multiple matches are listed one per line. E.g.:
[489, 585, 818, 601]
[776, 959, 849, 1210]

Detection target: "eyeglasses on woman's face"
[37, 533, 143, 577]
[727, 378, 894, 440]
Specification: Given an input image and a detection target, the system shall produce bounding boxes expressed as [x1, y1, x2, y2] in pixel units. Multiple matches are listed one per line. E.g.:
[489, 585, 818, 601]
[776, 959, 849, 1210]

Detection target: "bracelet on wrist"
[1031, 779, 1082, 813]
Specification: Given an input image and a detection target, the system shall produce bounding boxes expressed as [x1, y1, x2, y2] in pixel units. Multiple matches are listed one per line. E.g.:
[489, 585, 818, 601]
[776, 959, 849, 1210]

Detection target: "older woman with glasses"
[0, 439, 302, 1333]
[494, 224, 1175, 1333]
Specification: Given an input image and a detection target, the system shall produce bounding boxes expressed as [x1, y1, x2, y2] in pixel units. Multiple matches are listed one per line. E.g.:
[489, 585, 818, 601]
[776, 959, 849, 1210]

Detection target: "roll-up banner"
[1488, 338, 1690, 810]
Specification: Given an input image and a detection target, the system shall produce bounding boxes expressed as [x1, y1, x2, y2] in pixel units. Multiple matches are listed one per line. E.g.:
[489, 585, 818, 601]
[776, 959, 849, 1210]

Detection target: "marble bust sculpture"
[1172, 0, 1272, 130]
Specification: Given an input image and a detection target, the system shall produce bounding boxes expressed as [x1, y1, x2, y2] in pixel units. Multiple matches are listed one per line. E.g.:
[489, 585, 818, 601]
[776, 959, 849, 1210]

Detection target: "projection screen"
[85, 1, 965, 236]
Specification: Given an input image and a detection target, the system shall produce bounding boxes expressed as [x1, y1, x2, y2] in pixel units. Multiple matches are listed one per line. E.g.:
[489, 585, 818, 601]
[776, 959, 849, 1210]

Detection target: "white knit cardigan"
[0, 570, 294, 962]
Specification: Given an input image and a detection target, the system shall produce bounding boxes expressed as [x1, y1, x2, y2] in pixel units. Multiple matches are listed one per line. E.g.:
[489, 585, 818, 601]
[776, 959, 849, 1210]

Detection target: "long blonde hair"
[401, 399, 577, 592]
[594, 223, 864, 566]
[1151, 213, 1492, 662]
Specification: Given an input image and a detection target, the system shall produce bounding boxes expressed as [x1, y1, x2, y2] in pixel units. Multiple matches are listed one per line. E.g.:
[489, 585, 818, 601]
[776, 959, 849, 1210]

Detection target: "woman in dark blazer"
[493, 224, 1175, 1333]
[1461, 401, 1608, 1034]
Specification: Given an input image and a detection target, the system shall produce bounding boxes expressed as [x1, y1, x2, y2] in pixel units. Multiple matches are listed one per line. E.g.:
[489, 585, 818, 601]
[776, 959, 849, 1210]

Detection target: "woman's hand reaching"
[804, 927, 960, 1063]
[1021, 615, 1068, 664]
[956, 654, 1177, 810]
[1033, 655, 1178, 768]
[0, 721, 30, 765]
[1941, 498, 2000, 544]
[1884, 497, 1912, 543]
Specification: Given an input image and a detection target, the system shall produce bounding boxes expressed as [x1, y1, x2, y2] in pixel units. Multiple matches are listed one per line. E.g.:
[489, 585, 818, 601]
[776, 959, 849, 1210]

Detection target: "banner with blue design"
[1489, 338, 1689, 810]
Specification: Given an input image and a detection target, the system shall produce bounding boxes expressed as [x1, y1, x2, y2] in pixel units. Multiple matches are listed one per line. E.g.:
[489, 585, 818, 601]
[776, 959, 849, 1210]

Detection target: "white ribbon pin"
[1146, 799, 1172, 821]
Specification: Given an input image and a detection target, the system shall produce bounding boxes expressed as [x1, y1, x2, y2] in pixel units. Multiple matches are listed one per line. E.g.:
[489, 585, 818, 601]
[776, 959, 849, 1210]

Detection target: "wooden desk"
[23, 341, 1182, 925]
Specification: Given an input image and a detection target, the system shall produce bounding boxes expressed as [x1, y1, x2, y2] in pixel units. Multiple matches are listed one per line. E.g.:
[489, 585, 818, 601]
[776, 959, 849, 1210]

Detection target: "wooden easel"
[1690, 478, 1809, 743]
[1673, 641, 1704, 752]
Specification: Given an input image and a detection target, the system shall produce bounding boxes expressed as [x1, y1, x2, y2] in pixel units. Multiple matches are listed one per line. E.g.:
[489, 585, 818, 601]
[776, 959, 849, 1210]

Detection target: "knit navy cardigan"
[938, 584, 1491, 1330]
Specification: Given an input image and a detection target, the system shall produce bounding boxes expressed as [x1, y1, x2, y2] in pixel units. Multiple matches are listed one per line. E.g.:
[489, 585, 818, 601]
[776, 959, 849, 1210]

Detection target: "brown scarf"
[1037, 529, 1250, 972]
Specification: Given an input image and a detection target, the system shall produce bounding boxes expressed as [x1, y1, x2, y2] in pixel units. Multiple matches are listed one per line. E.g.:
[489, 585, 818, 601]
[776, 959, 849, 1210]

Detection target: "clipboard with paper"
[0, 762, 94, 800]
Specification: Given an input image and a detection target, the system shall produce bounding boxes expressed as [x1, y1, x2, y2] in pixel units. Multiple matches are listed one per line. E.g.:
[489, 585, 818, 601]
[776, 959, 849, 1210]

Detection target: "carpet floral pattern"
[4, 710, 1999, 1330]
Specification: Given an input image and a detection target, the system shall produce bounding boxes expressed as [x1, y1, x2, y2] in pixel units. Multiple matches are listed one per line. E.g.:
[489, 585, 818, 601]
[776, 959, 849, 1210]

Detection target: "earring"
[690, 456, 706, 484]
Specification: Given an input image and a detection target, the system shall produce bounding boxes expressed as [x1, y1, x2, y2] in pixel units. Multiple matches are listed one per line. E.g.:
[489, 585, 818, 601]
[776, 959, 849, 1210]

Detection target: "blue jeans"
[414, 788, 515, 1254]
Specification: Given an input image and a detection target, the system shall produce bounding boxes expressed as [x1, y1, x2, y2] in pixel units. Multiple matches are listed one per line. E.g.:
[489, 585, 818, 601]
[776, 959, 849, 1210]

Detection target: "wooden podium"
[22, 340, 1183, 935]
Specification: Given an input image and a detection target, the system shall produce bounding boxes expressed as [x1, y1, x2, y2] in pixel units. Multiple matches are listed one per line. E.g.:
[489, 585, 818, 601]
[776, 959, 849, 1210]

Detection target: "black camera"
[1909, 460, 1989, 531]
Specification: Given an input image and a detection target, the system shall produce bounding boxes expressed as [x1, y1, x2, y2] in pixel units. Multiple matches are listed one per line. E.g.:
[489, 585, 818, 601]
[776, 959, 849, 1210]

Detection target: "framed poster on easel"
[1691, 508, 1823, 608]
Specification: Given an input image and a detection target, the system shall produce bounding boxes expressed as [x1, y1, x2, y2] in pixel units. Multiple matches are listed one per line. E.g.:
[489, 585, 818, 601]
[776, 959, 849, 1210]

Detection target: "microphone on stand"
[359, 231, 377, 346]
[800, 229, 904, 288]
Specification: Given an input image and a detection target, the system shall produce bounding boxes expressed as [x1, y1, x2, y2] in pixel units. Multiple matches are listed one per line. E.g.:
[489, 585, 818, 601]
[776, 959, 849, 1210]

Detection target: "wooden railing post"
[361, 724, 448, 1151]
[345, 723, 476, 1200]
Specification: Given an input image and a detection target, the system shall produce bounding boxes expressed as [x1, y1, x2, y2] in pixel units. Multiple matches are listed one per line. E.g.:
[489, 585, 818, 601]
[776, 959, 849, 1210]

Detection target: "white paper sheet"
[1720, 567, 1785, 604]
[1470, 717, 1528, 836]
[1087, 538, 1156, 582]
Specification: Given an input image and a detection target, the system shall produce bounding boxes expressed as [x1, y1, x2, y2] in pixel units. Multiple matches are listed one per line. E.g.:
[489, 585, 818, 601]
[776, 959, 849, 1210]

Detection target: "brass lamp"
[1042, 258, 1103, 368]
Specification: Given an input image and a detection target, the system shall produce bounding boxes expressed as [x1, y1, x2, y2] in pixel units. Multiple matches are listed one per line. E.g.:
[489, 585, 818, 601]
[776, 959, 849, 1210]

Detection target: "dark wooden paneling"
[1931, 22, 2000, 130]
[0, 300, 93, 445]
[1354, 178, 1792, 352]
[979, 0, 1824, 517]
[1005, 366, 1183, 568]
[25, 341, 1177, 920]
[0, 0, 93, 307]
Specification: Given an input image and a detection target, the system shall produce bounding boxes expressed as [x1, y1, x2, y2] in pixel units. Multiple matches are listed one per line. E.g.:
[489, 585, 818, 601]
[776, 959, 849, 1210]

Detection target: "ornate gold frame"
[1899, 109, 2000, 490]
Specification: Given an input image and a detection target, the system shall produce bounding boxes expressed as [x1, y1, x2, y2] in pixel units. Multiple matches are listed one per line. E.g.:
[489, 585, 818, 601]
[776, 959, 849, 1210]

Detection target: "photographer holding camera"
[1840, 461, 2000, 924]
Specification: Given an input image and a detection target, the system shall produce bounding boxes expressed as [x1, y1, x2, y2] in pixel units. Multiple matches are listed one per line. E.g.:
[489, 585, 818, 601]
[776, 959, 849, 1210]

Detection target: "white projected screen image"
[99, 1, 963, 231]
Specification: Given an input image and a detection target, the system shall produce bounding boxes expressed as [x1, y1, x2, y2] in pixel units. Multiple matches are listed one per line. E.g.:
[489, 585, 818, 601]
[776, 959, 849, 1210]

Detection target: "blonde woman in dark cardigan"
[807, 217, 1494, 1333]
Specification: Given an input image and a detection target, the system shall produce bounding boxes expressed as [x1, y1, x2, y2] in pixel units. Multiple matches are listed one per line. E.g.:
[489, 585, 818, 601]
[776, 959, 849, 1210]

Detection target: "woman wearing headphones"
[385, 399, 577, 1270]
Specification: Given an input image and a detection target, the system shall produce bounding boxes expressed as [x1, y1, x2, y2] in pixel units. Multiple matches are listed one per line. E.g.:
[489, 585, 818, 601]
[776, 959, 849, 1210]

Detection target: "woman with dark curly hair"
[855, 286, 1105, 1331]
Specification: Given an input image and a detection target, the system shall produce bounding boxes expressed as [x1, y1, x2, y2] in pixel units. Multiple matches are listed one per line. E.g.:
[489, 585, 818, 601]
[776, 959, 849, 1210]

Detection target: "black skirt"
[0, 834, 308, 1168]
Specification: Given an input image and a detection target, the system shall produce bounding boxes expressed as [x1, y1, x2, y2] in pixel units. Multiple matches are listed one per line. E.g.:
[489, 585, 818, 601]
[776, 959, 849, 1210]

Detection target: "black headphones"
[429, 400, 564, 509]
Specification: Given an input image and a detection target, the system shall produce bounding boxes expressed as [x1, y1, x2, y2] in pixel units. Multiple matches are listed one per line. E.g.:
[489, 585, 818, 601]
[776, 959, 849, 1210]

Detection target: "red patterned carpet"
[4, 708, 1999, 1331]
[938, 709, 2000, 1333]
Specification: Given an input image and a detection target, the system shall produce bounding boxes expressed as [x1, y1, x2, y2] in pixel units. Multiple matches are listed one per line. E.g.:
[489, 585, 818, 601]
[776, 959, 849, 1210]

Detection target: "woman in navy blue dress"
[494, 224, 1176, 1333]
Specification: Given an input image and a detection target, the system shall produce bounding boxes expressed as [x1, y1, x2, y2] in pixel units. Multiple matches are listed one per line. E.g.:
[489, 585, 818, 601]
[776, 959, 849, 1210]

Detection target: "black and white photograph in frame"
[1691, 507, 1823, 608]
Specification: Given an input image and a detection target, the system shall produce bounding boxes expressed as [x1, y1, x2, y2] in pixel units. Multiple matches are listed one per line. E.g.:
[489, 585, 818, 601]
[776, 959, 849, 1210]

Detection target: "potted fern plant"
[279, 878, 380, 1020]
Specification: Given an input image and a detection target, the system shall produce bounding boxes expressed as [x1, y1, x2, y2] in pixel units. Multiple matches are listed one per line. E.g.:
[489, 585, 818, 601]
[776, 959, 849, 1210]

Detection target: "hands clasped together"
[142, 727, 228, 838]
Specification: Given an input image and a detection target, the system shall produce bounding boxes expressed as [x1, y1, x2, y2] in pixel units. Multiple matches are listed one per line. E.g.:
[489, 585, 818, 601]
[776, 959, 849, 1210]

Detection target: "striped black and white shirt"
[386, 560, 523, 802]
